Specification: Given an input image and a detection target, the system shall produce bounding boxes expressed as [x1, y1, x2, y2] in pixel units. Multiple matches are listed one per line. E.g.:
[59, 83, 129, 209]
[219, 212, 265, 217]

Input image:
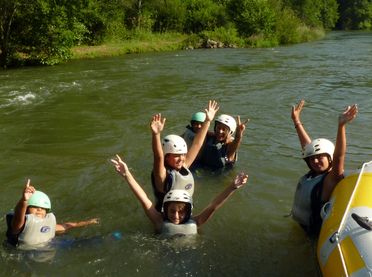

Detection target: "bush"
[184, 0, 228, 33]
[201, 26, 245, 47]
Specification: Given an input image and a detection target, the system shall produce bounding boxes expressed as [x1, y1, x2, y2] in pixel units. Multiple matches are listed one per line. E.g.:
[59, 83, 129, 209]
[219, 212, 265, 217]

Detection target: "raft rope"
[333, 161, 372, 277]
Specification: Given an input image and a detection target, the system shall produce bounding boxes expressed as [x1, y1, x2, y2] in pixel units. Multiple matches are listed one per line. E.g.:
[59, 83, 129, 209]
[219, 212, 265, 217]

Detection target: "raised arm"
[322, 104, 358, 201]
[151, 113, 167, 192]
[193, 172, 248, 227]
[11, 179, 33, 235]
[55, 218, 99, 234]
[291, 100, 311, 149]
[226, 116, 249, 162]
[111, 154, 163, 230]
[186, 100, 219, 166]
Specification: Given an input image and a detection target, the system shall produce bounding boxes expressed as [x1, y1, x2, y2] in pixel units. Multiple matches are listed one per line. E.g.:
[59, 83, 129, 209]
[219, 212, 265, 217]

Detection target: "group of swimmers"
[4, 99, 358, 250]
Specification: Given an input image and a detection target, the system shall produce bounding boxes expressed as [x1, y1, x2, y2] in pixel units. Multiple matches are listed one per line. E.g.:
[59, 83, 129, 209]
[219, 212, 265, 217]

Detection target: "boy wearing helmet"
[181, 111, 207, 149]
[150, 100, 219, 212]
[291, 100, 358, 236]
[6, 179, 99, 248]
[197, 114, 248, 170]
[111, 154, 248, 236]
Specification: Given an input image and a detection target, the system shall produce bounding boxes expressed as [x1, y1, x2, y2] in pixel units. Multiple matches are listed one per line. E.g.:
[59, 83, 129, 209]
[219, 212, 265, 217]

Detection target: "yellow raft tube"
[317, 161, 372, 277]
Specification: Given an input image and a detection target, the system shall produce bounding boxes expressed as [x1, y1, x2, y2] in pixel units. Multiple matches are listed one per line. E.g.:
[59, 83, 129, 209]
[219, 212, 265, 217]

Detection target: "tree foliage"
[0, 0, 370, 68]
[337, 0, 372, 30]
[228, 0, 277, 37]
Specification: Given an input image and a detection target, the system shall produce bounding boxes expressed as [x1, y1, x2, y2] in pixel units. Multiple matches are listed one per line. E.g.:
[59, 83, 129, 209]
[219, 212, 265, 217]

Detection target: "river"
[0, 31, 371, 276]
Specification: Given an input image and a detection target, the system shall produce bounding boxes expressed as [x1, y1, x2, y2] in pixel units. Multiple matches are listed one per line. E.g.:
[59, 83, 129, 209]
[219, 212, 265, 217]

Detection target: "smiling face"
[165, 153, 186, 170]
[307, 153, 331, 174]
[166, 202, 188, 225]
[214, 122, 230, 142]
[191, 121, 203, 133]
[27, 206, 47, 218]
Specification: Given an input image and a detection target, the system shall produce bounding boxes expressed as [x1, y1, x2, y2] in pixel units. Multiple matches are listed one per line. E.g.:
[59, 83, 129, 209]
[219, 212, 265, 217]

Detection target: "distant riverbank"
[71, 33, 188, 60]
[71, 29, 325, 60]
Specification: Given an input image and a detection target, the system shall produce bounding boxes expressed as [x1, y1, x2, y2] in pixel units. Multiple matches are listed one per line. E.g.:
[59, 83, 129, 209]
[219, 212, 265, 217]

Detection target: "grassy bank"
[70, 28, 325, 60]
[71, 33, 188, 59]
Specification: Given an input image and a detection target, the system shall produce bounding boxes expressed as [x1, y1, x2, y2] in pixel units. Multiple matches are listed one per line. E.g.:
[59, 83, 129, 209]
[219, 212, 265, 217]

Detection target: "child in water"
[197, 114, 248, 171]
[150, 100, 219, 212]
[291, 100, 358, 236]
[181, 111, 206, 149]
[111, 154, 248, 236]
[6, 179, 99, 248]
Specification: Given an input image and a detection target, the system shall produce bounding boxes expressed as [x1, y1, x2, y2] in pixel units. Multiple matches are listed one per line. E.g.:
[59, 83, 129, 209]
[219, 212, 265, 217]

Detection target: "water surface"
[0, 31, 371, 276]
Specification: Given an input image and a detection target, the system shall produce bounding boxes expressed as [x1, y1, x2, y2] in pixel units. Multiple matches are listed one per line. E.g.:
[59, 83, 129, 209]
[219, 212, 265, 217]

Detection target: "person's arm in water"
[291, 100, 312, 149]
[111, 154, 163, 231]
[322, 104, 358, 201]
[151, 113, 167, 193]
[226, 116, 249, 162]
[185, 100, 219, 167]
[11, 179, 33, 235]
[55, 218, 99, 234]
[193, 172, 248, 227]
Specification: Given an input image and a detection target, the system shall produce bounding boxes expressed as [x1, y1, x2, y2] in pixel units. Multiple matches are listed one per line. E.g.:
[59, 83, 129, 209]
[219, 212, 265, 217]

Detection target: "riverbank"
[71, 28, 325, 60]
[71, 33, 188, 60]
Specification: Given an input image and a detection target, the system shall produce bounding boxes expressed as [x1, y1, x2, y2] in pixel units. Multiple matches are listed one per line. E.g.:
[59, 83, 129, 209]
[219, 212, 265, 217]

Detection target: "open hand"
[150, 113, 166, 135]
[339, 104, 358, 125]
[291, 99, 305, 123]
[205, 100, 219, 122]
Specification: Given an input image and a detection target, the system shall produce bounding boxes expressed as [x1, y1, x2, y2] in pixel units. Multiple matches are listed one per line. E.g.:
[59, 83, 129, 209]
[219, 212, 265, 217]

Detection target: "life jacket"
[161, 219, 198, 236]
[17, 213, 56, 248]
[198, 134, 235, 170]
[181, 126, 195, 149]
[151, 166, 194, 212]
[292, 172, 327, 235]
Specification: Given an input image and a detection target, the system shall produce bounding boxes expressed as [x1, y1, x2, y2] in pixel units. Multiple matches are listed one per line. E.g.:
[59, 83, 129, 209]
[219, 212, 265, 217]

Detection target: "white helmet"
[302, 138, 335, 160]
[215, 114, 237, 135]
[163, 190, 193, 223]
[162, 135, 187, 155]
[163, 189, 193, 206]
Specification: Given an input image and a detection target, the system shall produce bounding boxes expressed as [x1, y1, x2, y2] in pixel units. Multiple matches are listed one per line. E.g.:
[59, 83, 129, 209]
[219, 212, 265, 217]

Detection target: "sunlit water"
[0, 31, 371, 276]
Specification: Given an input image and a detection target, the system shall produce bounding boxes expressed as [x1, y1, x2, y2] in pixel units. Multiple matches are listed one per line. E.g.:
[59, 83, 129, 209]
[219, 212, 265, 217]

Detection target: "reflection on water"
[0, 31, 371, 276]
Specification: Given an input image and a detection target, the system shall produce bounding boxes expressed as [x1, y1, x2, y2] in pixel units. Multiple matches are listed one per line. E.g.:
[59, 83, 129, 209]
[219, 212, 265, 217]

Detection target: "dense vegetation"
[0, 0, 371, 68]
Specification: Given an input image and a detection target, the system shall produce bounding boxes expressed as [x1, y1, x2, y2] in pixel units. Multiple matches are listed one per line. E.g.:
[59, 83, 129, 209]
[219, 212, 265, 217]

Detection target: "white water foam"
[0, 91, 36, 108]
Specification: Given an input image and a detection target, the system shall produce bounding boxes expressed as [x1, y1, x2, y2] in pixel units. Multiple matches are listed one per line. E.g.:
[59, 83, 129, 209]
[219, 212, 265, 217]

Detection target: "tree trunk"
[0, 1, 17, 68]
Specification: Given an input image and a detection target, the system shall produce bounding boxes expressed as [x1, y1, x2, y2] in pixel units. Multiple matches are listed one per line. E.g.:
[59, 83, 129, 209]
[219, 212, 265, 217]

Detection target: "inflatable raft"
[317, 161, 372, 277]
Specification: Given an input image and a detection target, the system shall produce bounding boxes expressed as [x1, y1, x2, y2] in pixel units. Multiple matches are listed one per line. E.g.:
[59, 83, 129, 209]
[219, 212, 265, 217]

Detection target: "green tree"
[123, 0, 155, 31]
[79, 0, 127, 44]
[184, 0, 227, 33]
[151, 0, 187, 32]
[286, 0, 338, 29]
[228, 0, 277, 37]
[0, 0, 16, 68]
[337, 0, 372, 30]
[0, 0, 88, 67]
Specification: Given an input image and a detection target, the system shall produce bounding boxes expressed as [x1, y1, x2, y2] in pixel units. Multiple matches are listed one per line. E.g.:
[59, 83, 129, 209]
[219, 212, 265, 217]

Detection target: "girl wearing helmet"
[198, 114, 248, 170]
[150, 100, 219, 212]
[6, 179, 99, 248]
[291, 100, 358, 236]
[111, 154, 248, 236]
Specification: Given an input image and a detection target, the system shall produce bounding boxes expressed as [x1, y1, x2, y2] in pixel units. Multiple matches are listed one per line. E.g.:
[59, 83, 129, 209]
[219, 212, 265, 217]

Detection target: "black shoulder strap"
[309, 174, 327, 235]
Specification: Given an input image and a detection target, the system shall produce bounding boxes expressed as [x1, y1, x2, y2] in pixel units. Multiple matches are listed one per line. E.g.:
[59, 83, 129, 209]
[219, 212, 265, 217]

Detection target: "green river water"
[0, 31, 371, 276]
